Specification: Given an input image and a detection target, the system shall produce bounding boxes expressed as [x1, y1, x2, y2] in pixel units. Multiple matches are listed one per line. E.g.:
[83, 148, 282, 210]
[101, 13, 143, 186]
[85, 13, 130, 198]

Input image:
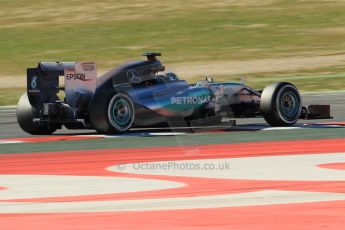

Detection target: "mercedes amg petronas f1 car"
[17, 53, 332, 135]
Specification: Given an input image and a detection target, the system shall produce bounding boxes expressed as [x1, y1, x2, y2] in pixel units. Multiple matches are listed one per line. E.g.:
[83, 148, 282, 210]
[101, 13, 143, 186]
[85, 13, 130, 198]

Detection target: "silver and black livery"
[17, 53, 332, 135]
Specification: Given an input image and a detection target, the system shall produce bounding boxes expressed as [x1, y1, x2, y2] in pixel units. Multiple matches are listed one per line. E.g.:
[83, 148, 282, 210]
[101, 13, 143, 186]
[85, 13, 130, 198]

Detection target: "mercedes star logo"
[127, 69, 141, 83]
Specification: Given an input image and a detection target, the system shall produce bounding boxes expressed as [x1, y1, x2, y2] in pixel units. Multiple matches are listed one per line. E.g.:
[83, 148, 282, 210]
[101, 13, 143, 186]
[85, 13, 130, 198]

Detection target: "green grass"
[0, 88, 24, 106]
[0, 0, 345, 105]
[1, 0, 345, 74]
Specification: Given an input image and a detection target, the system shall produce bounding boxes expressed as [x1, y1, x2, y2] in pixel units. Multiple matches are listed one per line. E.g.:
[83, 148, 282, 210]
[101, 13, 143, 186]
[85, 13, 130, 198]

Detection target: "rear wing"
[27, 62, 97, 110]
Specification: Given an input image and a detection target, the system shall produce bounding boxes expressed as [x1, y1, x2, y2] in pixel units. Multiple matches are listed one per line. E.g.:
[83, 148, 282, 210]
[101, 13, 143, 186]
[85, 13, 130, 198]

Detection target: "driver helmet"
[165, 72, 179, 81]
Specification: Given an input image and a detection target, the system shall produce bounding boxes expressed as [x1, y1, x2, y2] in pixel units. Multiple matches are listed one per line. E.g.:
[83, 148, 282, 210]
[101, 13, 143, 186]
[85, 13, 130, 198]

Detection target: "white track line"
[0, 175, 183, 200]
[1, 153, 345, 213]
[0, 140, 24, 144]
[1, 190, 345, 213]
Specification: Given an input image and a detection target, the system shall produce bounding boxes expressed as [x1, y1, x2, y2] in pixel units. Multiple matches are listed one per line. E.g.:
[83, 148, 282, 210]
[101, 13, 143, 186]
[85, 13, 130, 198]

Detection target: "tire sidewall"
[16, 93, 57, 135]
[260, 82, 302, 126]
[107, 93, 135, 132]
[274, 84, 302, 125]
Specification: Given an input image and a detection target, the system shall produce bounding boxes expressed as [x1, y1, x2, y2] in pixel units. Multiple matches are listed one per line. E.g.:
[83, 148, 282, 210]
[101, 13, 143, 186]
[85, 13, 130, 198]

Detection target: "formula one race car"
[17, 53, 332, 135]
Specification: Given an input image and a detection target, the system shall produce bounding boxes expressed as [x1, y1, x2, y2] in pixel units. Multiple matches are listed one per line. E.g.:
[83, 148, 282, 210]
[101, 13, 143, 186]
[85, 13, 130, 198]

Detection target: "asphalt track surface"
[0, 92, 344, 229]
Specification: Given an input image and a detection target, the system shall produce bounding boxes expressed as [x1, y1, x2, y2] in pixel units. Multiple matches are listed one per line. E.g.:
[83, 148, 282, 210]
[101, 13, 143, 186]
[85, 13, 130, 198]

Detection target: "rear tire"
[107, 93, 135, 133]
[16, 93, 57, 135]
[260, 82, 302, 126]
[89, 92, 134, 134]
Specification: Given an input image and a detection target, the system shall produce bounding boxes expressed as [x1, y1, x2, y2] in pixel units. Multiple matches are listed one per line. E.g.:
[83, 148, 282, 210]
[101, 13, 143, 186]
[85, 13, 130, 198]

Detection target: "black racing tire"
[260, 82, 302, 126]
[107, 93, 135, 132]
[16, 93, 57, 135]
[89, 92, 135, 134]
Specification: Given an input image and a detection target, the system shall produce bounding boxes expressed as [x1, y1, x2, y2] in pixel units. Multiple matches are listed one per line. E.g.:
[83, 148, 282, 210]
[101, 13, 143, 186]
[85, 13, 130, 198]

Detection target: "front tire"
[260, 82, 302, 126]
[16, 93, 57, 135]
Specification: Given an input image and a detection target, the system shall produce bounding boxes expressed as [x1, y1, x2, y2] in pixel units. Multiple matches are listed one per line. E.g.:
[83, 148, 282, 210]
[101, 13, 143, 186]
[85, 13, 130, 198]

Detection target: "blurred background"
[1, 0, 345, 105]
